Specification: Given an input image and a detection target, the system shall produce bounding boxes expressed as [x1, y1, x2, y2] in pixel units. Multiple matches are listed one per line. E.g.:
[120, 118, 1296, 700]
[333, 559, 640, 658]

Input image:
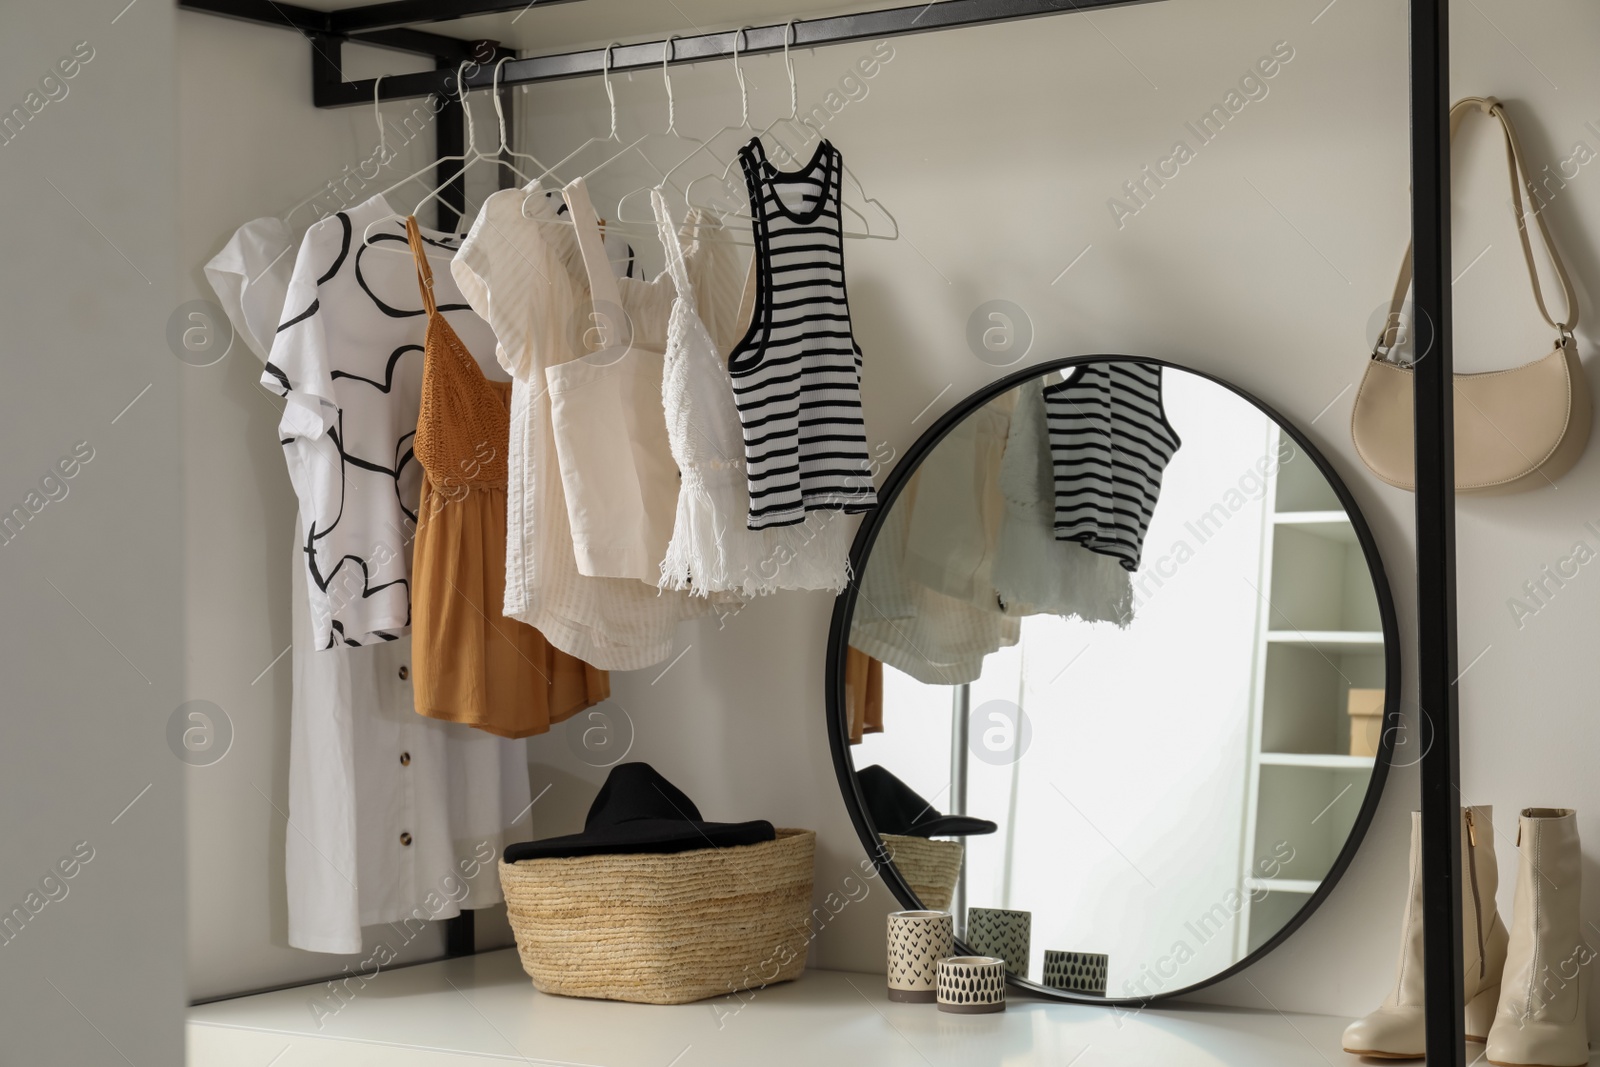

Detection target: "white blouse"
[262, 194, 503, 648]
[452, 185, 746, 670]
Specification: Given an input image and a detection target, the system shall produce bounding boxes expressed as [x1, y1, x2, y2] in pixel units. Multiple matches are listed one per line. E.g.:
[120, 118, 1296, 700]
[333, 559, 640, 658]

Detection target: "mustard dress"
[405, 216, 608, 738]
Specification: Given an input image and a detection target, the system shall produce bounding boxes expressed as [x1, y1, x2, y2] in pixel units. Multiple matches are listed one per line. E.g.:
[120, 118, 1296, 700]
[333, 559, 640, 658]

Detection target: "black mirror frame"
[824, 354, 1402, 1006]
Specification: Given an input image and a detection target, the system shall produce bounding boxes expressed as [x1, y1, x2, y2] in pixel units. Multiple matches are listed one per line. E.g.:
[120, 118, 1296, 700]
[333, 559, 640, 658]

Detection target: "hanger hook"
[454, 61, 478, 154]
[783, 19, 798, 120]
[733, 27, 750, 126]
[492, 56, 513, 151]
[662, 36, 678, 135]
[372, 75, 387, 160]
[602, 42, 619, 139]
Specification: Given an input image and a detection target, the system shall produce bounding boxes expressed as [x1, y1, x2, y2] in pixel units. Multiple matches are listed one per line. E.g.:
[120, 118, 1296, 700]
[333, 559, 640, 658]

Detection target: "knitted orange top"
[405, 216, 608, 738]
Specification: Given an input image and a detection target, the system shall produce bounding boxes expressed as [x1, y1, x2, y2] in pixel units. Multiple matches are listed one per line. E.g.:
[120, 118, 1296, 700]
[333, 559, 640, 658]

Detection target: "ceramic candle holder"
[965, 907, 1031, 976]
[1043, 950, 1108, 996]
[936, 956, 1007, 1014]
[886, 910, 954, 1002]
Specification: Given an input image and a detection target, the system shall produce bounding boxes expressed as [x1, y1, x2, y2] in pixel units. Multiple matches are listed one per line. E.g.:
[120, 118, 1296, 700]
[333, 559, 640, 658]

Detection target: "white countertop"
[188, 948, 1359, 1066]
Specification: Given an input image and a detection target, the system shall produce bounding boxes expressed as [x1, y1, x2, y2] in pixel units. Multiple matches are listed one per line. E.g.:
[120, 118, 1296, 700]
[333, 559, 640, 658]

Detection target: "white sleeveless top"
[452, 185, 744, 670]
[652, 189, 854, 598]
[992, 377, 1133, 623]
[543, 179, 678, 582]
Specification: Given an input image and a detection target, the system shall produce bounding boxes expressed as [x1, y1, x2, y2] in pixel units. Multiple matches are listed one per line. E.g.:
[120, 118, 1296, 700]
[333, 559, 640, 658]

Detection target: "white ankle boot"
[1485, 808, 1590, 1067]
[1342, 806, 1508, 1059]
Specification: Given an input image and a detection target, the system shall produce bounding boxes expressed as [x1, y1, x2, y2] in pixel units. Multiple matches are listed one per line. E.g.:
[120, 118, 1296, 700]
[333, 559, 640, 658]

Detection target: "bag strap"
[1377, 96, 1578, 359]
[404, 216, 438, 319]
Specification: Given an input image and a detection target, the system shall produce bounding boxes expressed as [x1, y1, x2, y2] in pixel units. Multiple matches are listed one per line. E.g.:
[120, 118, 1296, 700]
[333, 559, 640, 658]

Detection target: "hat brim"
[901, 814, 999, 838]
[503, 818, 775, 863]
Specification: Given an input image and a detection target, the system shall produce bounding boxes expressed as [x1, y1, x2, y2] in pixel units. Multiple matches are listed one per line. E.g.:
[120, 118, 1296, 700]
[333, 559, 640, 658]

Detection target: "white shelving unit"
[1234, 429, 1385, 958]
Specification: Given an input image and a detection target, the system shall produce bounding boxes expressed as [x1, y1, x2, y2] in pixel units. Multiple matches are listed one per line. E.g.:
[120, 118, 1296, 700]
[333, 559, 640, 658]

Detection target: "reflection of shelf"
[1272, 512, 1357, 543]
[1258, 753, 1375, 770]
[1266, 630, 1384, 646]
[1245, 877, 1321, 895]
[1274, 510, 1348, 524]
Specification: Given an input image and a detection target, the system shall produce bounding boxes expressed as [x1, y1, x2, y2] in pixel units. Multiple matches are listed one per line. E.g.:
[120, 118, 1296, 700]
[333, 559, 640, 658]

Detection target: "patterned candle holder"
[886, 910, 954, 1002]
[965, 907, 1031, 976]
[937, 956, 1007, 1014]
[1043, 950, 1108, 996]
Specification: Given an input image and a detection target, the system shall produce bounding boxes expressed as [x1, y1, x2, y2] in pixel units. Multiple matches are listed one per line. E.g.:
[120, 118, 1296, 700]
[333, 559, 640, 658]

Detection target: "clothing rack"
[183, 3, 1467, 1062]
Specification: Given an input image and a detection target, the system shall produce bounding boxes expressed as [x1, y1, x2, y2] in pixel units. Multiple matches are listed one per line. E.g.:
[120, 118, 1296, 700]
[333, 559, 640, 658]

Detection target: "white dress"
[992, 377, 1133, 623]
[451, 184, 746, 669]
[216, 208, 533, 953]
[652, 188, 854, 598]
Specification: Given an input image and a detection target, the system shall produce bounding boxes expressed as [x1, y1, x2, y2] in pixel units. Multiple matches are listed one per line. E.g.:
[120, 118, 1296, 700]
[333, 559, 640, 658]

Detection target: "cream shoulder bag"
[1351, 96, 1590, 494]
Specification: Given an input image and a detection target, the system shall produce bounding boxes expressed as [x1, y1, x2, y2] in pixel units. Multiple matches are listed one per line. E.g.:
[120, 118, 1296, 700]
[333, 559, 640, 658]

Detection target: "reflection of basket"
[499, 829, 815, 1005]
[880, 834, 963, 912]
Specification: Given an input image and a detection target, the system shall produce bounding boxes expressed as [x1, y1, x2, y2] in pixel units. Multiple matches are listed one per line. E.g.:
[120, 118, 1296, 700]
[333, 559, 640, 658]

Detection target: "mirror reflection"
[845, 361, 1389, 998]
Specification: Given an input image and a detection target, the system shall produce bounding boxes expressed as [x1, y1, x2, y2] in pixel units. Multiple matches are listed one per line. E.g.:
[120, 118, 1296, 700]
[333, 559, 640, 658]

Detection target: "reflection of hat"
[503, 763, 775, 862]
[858, 765, 998, 838]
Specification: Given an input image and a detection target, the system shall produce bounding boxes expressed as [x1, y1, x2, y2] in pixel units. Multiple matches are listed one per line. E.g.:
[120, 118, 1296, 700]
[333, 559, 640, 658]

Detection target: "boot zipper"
[1465, 808, 1486, 980]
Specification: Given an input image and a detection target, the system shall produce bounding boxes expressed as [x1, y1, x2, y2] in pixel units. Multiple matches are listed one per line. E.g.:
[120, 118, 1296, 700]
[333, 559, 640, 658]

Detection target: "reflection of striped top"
[1042, 362, 1181, 571]
[728, 137, 876, 530]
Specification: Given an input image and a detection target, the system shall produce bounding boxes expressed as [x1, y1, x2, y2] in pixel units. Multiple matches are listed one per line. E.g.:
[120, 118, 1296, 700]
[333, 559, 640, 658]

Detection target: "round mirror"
[827, 356, 1399, 1003]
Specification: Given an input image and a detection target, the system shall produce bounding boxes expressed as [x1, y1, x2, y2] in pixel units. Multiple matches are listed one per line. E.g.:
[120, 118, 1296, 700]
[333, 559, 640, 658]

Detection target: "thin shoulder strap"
[1379, 96, 1577, 354]
[562, 178, 625, 330]
[650, 189, 695, 301]
[404, 216, 437, 318]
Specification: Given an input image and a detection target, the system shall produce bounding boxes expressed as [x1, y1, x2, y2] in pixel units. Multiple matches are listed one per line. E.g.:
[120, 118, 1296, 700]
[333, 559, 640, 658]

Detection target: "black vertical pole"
[436, 57, 471, 961]
[1411, 2, 1463, 1065]
[435, 61, 467, 233]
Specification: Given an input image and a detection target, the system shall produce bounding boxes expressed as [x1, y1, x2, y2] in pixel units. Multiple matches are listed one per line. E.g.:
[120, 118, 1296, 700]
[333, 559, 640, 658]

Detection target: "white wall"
[0, 1, 185, 1060]
[176, 0, 1600, 1029]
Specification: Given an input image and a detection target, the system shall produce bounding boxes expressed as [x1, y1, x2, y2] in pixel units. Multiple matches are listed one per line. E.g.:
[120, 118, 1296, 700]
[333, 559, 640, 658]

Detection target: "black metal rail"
[181, 0, 1163, 107]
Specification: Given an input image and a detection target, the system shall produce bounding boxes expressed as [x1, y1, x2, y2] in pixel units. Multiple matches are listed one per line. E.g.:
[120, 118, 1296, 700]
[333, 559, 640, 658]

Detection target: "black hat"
[503, 762, 776, 863]
[857, 765, 998, 838]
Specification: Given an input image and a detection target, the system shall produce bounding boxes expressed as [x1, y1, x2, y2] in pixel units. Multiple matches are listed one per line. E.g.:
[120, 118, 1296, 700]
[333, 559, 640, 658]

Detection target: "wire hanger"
[410, 60, 539, 223]
[280, 75, 393, 226]
[361, 62, 479, 240]
[613, 27, 754, 225]
[682, 22, 898, 242]
[568, 36, 707, 219]
[526, 37, 704, 237]
[526, 43, 625, 195]
[488, 55, 549, 181]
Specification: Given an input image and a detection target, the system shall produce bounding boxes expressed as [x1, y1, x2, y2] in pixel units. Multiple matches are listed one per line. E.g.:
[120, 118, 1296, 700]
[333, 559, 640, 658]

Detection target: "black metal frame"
[1409, 2, 1463, 1064]
[180, 2, 1464, 1056]
[823, 355, 1403, 1006]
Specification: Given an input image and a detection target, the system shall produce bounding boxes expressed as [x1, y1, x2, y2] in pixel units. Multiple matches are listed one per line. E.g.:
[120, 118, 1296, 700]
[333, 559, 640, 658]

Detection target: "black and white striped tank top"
[728, 138, 877, 531]
[1043, 361, 1181, 571]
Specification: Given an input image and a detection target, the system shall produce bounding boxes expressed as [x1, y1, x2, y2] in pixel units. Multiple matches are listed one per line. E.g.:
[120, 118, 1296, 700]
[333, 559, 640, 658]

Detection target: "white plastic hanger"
[613, 27, 753, 226]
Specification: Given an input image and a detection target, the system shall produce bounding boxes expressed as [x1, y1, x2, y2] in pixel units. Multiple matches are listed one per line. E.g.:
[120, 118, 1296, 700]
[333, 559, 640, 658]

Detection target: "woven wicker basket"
[880, 834, 964, 912]
[499, 828, 816, 1005]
